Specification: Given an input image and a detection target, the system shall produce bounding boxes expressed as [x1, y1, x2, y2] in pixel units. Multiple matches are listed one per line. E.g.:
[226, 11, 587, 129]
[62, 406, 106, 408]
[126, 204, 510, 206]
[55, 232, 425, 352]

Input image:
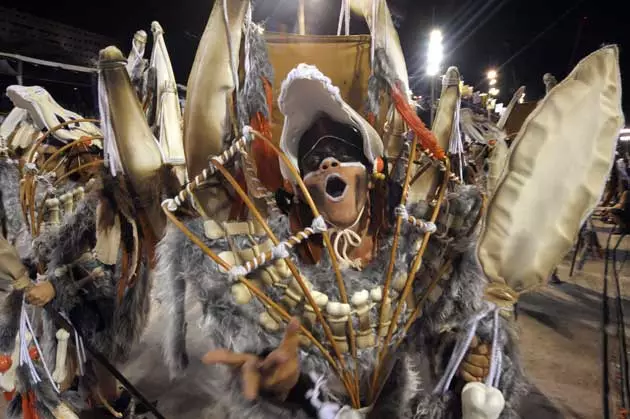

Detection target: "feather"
[390, 84, 445, 160]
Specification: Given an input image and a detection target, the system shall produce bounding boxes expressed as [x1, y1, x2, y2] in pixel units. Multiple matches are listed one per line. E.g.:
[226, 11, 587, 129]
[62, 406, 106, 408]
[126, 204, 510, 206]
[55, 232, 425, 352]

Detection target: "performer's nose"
[319, 157, 340, 171]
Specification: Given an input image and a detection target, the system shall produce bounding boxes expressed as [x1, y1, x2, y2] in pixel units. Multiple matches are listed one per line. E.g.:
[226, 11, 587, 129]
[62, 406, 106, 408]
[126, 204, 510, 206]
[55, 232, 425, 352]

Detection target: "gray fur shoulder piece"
[0, 159, 24, 244]
[32, 194, 98, 269]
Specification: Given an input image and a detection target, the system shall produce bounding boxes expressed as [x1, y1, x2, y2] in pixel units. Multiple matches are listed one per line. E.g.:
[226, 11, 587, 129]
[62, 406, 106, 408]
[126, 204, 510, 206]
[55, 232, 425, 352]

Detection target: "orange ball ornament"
[374, 157, 385, 174]
[0, 354, 12, 373]
[282, 179, 294, 195]
[28, 347, 39, 361]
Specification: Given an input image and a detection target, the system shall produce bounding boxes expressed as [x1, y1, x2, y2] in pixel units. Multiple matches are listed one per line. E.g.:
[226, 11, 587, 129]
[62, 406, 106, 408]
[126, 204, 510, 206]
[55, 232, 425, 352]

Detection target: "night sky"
[2, 0, 628, 116]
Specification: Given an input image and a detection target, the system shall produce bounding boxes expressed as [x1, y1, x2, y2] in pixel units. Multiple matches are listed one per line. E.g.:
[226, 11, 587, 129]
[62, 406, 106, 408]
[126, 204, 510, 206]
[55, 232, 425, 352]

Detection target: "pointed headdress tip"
[134, 30, 148, 43]
[443, 67, 461, 87]
[98, 46, 127, 69]
[151, 21, 164, 35]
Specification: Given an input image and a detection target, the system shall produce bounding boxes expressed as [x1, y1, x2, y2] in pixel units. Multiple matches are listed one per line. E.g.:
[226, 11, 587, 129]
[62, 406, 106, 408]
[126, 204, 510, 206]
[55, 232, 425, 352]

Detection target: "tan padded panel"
[265, 33, 372, 144]
[477, 45, 624, 295]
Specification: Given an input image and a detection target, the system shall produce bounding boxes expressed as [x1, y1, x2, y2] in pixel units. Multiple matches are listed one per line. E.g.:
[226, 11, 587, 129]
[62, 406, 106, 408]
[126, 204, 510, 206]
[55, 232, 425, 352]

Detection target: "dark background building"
[0, 6, 115, 117]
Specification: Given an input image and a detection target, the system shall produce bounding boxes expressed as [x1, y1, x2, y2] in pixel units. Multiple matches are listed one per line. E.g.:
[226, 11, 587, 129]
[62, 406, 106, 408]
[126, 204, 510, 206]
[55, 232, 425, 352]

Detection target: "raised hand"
[25, 281, 56, 307]
[202, 317, 301, 401]
[459, 336, 491, 383]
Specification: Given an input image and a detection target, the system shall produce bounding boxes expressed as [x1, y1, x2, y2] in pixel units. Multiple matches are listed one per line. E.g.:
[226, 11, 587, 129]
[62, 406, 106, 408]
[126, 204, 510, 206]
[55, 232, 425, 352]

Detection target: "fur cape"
[0, 179, 154, 418]
[154, 184, 529, 418]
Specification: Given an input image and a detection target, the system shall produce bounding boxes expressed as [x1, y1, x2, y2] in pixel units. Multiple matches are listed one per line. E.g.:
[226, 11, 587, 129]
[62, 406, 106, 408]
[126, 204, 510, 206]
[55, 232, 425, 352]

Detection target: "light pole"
[298, 0, 305, 35]
[426, 29, 443, 125]
[486, 69, 498, 118]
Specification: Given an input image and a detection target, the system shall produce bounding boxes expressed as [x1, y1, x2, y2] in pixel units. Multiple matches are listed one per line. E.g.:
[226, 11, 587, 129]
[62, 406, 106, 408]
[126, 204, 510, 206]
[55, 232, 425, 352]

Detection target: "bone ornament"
[59, 193, 74, 215]
[281, 276, 313, 311]
[326, 302, 351, 353]
[257, 266, 283, 287]
[219, 240, 290, 287]
[230, 278, 262, 305]
[273, 258, 292, 279]
[303, 290, 329, 329]
[304, 291, 328, 328]
[259, 311, 281, 332]
[231, 283, 252, 305]
[370, 286, 393, 338]
[301, 291, 329, 347]
[461, 382, 505, 419]
[351, 290, 375, 349]
[72, 186, 85, 203]
[392, 273, 416, 314]
[0, 336, 20, 392]
[45, 198, 61, 227]
[52, 329, 71, 385]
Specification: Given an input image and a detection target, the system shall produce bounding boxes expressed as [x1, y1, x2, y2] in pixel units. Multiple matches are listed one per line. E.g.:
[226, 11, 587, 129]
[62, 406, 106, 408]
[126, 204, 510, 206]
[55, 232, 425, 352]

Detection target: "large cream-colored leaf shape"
[99, 46, 166, 238]
[184, 0, 249, 220]
[486, 138, 508, 196]
[349, 0, 411, 160]
[151, 21, 186, 186]
[497, 86, 525, 131]
[477, 45, 624, 298]
[408, 66, 460, 204]
[349, 0, 409, 96]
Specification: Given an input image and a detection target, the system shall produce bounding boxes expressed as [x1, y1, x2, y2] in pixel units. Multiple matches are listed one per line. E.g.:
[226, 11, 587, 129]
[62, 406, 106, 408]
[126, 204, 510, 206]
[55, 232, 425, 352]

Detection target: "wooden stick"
[161, 202, 353, 396]
[370, 159, 450, 400]
[369, 129, 419, 400]
[25, 118, 100, 163]
[210, 158, 359, 406]
[248, 130, 361, 402]
[39, 136, 101, 172]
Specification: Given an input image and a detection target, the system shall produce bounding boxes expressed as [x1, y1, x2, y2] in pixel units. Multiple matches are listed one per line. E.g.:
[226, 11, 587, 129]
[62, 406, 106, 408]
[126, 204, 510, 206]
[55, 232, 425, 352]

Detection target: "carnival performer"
[156, 64, 528, 419]
[0, 44, 166, 418]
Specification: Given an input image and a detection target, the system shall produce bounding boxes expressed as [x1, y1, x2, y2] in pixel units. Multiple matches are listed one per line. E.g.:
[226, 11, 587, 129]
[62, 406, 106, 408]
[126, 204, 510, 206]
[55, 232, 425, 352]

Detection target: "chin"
[325, 210, 361, 229]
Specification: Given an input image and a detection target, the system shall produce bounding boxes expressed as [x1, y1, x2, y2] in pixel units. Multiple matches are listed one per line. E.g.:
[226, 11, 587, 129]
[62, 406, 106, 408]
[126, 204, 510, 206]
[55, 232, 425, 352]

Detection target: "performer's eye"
[302, 153, 322, 173]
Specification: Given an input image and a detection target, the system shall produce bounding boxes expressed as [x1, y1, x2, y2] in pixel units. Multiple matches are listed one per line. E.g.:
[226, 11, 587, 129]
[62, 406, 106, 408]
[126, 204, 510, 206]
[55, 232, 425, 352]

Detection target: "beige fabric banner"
[265, 33, 372, 144]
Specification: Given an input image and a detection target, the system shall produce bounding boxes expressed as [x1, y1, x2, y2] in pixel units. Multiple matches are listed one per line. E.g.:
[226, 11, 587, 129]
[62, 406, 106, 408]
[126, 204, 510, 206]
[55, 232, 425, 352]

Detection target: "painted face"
[299, 115, 370, 229]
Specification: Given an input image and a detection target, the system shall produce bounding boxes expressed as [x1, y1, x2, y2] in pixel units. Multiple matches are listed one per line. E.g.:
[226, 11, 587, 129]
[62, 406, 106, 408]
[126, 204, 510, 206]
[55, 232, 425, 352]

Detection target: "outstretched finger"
[259, 318, 300, 372]
[202, 349, 253, 366]
[280, 317, 301, 351]
[241, 358, 261, 401]
[469, 335, 479, 349]
[475, 343, 491, 356]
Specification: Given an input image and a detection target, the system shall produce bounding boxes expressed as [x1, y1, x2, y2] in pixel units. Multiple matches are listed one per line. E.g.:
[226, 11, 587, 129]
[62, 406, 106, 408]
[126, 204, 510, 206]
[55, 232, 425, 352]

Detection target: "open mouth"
[325, 175, 347, 201]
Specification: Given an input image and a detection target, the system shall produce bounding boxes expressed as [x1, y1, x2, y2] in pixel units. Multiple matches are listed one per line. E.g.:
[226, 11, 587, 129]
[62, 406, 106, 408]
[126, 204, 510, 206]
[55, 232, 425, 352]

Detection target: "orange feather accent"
[367, 112, 376, 127]
[390, 83, 445, 160]
[3, 390, 15, 402]
[22, 391, 38, 419]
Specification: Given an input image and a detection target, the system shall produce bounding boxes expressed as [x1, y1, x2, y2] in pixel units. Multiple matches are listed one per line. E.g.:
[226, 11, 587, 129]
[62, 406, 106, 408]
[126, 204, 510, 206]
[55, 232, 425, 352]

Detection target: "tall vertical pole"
[298, 0, 306, 35]
[430, 77, 435, 126]
[17, 60, 23, 85]
[429, 7, 436, 126]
